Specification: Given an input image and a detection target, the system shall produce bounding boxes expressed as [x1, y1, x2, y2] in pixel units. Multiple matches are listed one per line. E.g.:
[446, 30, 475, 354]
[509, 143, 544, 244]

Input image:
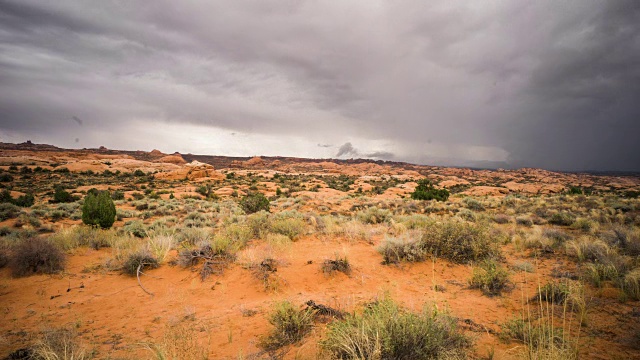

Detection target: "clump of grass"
[469, 260, 512, 296]
[321, 296, 470, 359]
[259, 301, 315, 351]
[565, 237, 609, 262]
[30, 327, 92, 360]
[147, 234, 174, 263]
[513, 261, 535, 273]
[322, 254, 352, 276]
[516, 216, 533, 227]
[10, 237, 66, 277]
[144, 322, 209, 360]
[493, 214, 512, 224]
[122, 249, 159, 276]
[500, 318, 576, 359]
[549, 212, 576, 226]
[378, 232, 426, 264]
[623, 268, 640, 300]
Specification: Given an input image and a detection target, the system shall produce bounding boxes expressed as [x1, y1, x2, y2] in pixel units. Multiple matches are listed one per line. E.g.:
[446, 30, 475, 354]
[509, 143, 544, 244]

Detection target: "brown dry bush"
[10, 237, 66, 277]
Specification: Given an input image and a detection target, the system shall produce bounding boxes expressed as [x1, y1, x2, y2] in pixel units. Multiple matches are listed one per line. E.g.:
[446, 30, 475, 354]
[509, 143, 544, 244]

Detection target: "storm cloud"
[0, 1, 639, 171]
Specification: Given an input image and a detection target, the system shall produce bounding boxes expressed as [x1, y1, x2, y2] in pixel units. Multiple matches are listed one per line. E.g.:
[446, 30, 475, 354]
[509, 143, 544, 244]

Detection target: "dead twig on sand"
[137, 264, 154, 296]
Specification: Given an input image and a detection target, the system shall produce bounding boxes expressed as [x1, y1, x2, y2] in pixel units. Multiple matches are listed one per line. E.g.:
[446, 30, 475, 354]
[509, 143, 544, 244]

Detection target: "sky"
[0, 1, 639, 171]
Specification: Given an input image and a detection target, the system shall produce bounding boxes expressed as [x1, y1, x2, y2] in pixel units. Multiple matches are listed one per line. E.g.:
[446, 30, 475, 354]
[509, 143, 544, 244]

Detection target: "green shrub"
[0, 203, 20, 221]
[321, 296, 470, 359]
[111, 190, 125, 200]
[81, 190, 116, 229]
[421, 221, 500, 264]
[259, 301, 315, 351]
[123, 220, 147, 238]
[469, 260, 511, 296]
[410, 179, 449, 202]
[133, 169, 145, 176]
[13, 193, 35, 207]
[10, 238, 66, 277]
[52, 186, 78, 203]
[0, 173, 13, 182]
[240, 192, 270, 214]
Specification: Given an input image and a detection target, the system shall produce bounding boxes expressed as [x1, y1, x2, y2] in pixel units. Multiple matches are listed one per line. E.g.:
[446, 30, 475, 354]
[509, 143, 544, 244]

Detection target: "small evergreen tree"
[82, 189, 116, 229]
[410, 179, 449, 202]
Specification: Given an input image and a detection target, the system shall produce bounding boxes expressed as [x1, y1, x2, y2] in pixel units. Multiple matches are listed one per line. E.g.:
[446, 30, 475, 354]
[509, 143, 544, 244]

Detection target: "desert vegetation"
[0, 147, 639, 359]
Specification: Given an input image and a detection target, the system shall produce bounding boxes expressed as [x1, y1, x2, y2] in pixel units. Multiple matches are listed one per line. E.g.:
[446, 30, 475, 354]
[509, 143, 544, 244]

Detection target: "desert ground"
[0, 142, 639, 359]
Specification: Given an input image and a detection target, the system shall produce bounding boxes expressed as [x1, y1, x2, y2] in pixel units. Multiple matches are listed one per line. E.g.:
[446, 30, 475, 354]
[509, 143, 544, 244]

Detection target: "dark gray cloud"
[0, 0, 639, 171]
[336, 142, 358, 158]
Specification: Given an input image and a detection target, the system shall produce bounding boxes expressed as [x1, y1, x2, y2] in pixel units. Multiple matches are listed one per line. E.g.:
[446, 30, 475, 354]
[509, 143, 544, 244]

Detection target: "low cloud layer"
[1, 1, 639, 171]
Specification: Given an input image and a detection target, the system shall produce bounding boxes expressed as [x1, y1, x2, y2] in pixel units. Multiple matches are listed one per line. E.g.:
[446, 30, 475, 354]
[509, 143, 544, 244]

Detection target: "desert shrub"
[549, 212, 576, 226]
[0, 173, 13, 182]
[259, 301, 315, 351]
[537, 281, 571, 305]
[52, 186, 78, 203]
[176, 227, 211, 246]
[378, 233, 427, 264]
[463, 197, 485, 211]
[322, 254, 351, 275]
[500, 318, 568, 353]
[469, 260, 511, 296]
[30, 327, 91, 360]
[133, 169, 146, 176]
[456, 209, 476, 222]
[321, 296, 470, 359]
[122, 249, 159, 276]
[144, 322, 208, 360]
[147, 235, 175, 263]
[609, 226, 640, 257]
[584, 263, 620, 288]
[397, 214, 435, 229]
[269, 216, 306, 240]
[565, 237, 609, 262]
[493, 214, 511, 224]
[356, 206, 391, 224]
[13, 193, 35, 207]
[246, 210, 271, 239]
[15, 213, 41, 228]
[623, 269, 640, 300]
[82, 190, 116, 229]
[411, 179, 449, 202]
[49, 226, 114, 251]
[0, 249, 8, 268]
[513, 261, 535, 273]
[217, 222, 252, 247]
[240, 192, 270, 214]
[123, 220, 147, 238]
[542, 228, 572, 246]
[421, 220, 500, 264]
[178, 239, 237, 280]
[515, 216, 533, 227]
[111, 190, 125, 200]
[571, 217, 595, 232]
[10, 237, 66, 277]
[0, 202, 20, 221]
